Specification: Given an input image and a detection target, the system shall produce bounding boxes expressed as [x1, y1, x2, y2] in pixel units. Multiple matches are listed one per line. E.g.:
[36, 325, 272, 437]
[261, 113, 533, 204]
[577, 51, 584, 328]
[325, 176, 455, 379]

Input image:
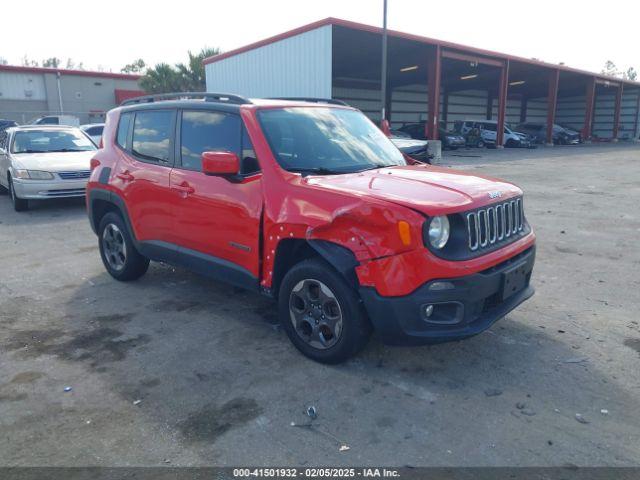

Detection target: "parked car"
[0, 125, 97, 211]
[439, 128, 466, 150]
[389, 129, 411, 139]
[30, 115, 80, 127]
[0, 119, 18, 151]
[0, 119, 18, 131]
[390, 137, 432, 163]
[397, 122, 427, 140]
[397, 122, 466, 150]
[87, 93, 535, 364]
[455, 120, 526, 148]
[80, 123, 105, 146]
[515, 123, 581, 145]
[557, 124, 583, 143]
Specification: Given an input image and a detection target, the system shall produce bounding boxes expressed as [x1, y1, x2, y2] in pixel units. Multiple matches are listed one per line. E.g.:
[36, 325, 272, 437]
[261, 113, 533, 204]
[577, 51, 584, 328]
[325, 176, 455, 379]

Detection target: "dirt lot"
[1, 143, 639, 467]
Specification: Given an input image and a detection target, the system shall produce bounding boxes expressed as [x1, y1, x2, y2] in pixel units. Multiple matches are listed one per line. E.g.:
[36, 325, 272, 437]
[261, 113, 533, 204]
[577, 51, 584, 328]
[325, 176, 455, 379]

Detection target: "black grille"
[57, 170, 90, 180]
[467, 197, 524, 252]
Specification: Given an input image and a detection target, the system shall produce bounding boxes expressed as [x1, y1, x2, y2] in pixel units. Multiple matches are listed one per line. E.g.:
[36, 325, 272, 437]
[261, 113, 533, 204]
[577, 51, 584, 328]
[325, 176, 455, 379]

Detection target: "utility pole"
[380, 0, 388, 122]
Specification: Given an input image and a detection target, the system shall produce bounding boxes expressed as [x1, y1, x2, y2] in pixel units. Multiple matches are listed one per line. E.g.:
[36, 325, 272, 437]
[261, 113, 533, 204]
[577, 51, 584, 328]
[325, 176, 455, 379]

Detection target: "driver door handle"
[116, 171, 134, 182]
[171, 182, 195, 195]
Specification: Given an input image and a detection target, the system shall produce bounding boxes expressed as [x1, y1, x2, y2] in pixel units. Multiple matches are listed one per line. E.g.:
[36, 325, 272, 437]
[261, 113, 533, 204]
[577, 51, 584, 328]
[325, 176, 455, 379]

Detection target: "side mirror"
[201, 151, 240, 176]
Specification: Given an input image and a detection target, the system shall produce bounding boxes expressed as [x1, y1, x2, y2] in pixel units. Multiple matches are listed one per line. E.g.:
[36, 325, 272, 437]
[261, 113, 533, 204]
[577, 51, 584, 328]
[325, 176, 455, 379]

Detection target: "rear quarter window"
[132, 110, 173, 163]
[116, 113, 132, 149]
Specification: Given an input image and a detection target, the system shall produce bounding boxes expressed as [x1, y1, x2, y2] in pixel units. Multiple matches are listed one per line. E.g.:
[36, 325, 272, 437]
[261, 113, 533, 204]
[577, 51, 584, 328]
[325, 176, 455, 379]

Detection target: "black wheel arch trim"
[308, 240, 360, 290]
[88, 187, 135, 238]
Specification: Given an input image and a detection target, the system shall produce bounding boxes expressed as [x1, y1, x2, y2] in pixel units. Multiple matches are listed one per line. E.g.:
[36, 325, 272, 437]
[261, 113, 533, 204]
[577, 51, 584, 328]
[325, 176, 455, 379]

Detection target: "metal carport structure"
[204, 17, 640, 146]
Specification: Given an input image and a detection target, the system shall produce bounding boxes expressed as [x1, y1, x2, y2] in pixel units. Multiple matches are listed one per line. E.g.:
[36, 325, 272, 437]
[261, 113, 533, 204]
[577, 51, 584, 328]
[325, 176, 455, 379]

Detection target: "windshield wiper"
[48, 148, 91, 152]
[287, 167, 341, 176]
[355, 165, 389, 173]
[17, 149, 47, 153]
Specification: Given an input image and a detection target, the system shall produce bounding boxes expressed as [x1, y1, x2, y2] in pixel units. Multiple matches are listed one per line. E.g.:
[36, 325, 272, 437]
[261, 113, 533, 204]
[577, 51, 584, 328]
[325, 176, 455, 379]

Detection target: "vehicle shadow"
[48, 263, 640, 465]
[0, 196, 86, 227]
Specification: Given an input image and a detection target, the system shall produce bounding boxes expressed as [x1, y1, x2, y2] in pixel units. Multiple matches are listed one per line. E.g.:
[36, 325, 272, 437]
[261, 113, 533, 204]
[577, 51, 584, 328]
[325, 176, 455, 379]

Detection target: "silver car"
[0, 125, 97, 211]
[80, 123, 105, 146]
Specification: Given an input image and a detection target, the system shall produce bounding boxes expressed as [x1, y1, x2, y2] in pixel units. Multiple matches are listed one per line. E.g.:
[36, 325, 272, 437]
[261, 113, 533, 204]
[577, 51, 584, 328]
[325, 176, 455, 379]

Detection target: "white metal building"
[0, 65, 143, 124]
[205, 18, 640, 144]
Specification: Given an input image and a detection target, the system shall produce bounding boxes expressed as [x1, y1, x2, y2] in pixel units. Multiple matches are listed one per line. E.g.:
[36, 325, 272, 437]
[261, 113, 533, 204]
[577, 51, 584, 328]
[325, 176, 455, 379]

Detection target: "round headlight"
[428, 215, 450, 249]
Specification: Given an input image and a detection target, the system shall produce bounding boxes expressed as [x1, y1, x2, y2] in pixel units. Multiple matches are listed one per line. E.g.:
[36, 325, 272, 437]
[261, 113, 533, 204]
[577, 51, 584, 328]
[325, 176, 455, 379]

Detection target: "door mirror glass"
[201, 151, 240, 176]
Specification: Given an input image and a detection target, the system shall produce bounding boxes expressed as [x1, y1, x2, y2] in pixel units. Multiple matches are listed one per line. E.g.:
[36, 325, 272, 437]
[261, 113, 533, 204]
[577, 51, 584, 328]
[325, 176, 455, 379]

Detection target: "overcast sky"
[2, 0, 637, 75]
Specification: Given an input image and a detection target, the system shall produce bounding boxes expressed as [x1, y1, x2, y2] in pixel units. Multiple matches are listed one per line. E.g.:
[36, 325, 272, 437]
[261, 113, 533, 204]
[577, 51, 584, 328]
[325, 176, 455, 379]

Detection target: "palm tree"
[176, 47, 220, 91]
[139, 63, 182, 94]
[139, 47, 221, 94]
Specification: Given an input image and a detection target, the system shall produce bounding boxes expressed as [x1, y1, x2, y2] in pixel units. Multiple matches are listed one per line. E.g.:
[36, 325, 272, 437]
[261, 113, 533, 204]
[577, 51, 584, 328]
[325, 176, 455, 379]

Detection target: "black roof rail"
[267, 97, 349, 106]
[120, 92, 251, 106]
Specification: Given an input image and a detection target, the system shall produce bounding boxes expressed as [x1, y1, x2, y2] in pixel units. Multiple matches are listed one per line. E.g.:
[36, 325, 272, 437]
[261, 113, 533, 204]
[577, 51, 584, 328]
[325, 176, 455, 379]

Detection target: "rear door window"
[132, 110, 174, 164]
[179, 110, 241, 171]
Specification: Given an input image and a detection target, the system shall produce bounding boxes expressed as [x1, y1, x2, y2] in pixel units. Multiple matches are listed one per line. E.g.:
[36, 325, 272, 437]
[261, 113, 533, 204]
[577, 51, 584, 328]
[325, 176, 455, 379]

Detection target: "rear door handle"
[116, 171, 134, 182]
[171, 183, 195, 195]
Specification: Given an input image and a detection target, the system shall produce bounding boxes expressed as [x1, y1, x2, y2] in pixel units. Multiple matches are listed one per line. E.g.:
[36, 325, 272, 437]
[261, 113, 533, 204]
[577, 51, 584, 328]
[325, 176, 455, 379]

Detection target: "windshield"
[258, 107, 406, 174]
[11, 129, 97, 154]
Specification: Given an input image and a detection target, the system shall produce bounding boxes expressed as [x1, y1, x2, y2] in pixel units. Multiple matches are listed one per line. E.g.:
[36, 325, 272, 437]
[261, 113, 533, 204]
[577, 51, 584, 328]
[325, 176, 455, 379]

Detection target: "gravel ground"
[0, 143, 639, 467]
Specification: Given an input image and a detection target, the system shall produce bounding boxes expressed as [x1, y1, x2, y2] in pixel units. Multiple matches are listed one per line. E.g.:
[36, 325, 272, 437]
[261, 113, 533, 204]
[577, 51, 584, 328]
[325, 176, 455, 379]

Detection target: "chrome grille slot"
[467, 213, 478, 251]
[487, 207, 496, 243]
[478, 210, 488, 247]
[464, 196, 526, 254]
[496, 204, 504, 240]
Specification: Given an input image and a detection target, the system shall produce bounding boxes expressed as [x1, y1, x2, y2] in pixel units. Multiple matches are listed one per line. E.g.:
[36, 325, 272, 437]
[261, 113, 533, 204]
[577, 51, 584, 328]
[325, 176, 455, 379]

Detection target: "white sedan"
[0, 125, 97, 211]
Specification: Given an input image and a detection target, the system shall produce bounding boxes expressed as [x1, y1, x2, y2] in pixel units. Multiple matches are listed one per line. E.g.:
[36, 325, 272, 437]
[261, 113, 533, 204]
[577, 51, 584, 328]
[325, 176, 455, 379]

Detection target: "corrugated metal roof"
[203, 17, 640, 88]
[0, 64, 141, 80]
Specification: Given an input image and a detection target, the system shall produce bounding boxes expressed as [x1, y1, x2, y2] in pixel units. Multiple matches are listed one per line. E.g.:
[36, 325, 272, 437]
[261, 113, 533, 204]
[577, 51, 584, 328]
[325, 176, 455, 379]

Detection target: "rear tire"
[8, 176, 28, 211]
[98, 212, 149, 281]
[477, 140, 486, 148]
[278, 258, 371, 364]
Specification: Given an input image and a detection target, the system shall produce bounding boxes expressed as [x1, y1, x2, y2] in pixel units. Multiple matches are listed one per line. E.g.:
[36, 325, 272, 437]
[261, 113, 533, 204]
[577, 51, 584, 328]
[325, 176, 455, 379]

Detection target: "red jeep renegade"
[87, 93, 535, 363]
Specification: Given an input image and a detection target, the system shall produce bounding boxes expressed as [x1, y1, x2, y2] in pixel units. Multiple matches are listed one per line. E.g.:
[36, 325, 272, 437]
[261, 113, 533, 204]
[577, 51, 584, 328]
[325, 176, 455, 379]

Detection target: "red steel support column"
[546, 69, 560, 145]
[612, 84, 623, 141]
[583, 77, 596, 141]
[496, 61, 509, 147]
[426, 45, 442, 140]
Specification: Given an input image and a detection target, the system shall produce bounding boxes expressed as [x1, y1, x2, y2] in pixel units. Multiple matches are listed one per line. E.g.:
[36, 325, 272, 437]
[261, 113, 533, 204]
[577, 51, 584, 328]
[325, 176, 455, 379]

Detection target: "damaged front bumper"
[359, 246, 535, 345]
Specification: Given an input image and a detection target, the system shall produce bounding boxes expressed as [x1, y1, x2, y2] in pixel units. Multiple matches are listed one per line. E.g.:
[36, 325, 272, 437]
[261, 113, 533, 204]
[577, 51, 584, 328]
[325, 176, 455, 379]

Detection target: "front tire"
[278, 258, 371, 364]
[8, 176, 28, 211]
[98, 212, 149, 281]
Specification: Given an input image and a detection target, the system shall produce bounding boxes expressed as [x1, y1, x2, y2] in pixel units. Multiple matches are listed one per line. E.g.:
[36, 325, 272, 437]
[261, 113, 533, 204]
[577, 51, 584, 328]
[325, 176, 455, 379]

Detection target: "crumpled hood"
[304, 165, 522, 215]
[12, 151, 94, 171]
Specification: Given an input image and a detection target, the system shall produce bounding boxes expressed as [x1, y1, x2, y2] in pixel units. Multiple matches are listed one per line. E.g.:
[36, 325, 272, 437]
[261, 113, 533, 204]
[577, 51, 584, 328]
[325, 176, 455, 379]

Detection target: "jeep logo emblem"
[488, 191, 503, 199]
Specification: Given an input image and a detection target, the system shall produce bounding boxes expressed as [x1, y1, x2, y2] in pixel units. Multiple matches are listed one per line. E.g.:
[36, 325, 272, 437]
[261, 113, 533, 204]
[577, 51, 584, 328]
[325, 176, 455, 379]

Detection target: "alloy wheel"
[289, 279, 343, 350]
[102, 223, 127, 271]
